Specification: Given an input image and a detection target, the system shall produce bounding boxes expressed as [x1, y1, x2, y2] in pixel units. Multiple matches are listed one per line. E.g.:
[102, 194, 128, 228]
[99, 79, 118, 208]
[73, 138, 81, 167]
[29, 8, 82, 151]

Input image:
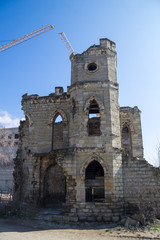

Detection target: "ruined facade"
[14, 38, 160, 222]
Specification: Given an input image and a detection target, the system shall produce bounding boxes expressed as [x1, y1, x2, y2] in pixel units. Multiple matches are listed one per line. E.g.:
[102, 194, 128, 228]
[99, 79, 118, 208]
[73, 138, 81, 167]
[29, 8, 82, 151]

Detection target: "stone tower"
[14, 38, 156, 223]
[69, 39, 123, 208]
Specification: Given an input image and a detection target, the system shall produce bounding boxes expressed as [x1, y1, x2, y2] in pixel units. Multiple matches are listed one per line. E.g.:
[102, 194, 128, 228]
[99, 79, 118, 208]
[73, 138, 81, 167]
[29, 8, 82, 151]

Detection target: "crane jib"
[0, 25, 54, 53]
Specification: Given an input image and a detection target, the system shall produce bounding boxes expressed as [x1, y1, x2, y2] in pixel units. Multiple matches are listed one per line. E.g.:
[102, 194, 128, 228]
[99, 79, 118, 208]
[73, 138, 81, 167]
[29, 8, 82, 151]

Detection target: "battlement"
[120, 106, 141, 115]
[70, 38, 117, 85]
[100, 38, 116, 51]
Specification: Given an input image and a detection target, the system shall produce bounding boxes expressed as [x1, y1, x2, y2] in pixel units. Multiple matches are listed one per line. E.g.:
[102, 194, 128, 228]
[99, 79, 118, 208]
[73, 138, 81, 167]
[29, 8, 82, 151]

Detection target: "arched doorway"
[85, 160, 104, 202]
[43, 164, 66, 208]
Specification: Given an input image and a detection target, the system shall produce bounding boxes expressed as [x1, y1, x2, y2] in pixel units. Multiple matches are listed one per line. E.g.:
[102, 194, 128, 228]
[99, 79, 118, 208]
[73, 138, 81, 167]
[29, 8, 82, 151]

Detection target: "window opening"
[85, 160, 104, 202]
[52, 114, 63, 150]
[121, 124, 132, 157]
[87, 62, 97, 72]
[88, 99, 101, 135]
[15, 134, 19, 139]
[55, 115, 62, 123]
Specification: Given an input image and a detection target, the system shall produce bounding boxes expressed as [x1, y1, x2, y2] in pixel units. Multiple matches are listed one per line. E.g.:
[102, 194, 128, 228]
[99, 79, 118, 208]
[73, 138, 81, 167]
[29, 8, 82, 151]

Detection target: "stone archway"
[43, 164, 66, 207]
[79, 154, 109, 203]
[84, 95, 104, 113]
[85, 160, 104, 202]
[80, 154, 108, 179]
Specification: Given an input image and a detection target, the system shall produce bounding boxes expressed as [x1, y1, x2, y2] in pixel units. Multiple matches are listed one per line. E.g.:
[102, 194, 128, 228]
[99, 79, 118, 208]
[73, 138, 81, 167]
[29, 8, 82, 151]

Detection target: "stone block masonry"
[123, 157, 160, 216]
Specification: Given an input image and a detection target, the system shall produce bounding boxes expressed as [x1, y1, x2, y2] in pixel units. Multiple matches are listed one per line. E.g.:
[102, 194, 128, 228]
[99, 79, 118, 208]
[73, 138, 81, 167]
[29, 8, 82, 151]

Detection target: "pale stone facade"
[0, 127, 19, 192]
[14, 38, 160, 222]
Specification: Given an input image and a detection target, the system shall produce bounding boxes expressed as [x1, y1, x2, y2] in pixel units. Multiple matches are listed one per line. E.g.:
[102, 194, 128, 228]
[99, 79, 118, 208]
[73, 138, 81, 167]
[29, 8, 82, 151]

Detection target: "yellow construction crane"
[0, 25, 54, 53]
[59, 32, 75, 55]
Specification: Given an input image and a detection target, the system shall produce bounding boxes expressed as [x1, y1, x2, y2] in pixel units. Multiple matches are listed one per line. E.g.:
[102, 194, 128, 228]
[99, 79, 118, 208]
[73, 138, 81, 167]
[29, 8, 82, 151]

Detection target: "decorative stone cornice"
[33, 146, 106, 157]
[69, 80, 118, 93]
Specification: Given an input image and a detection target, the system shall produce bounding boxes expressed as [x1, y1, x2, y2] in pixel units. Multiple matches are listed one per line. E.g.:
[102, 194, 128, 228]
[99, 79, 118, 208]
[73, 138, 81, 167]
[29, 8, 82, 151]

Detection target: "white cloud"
[0, 111, 24, 128]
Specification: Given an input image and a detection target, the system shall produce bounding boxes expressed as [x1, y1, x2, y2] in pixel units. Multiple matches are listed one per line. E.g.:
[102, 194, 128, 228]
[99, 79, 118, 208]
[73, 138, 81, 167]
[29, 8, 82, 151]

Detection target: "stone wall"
[21, 93, 69, 153]
[63, 202, 123, 222]
[120, 107, 143, 158]
[13, 120, 30, 201]
[43, 164, 66, 206]
[123, 157, 160, 216]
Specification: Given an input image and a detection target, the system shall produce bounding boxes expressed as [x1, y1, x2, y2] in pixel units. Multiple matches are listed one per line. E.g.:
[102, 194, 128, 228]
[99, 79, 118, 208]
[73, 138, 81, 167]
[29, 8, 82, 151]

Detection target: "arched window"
[55, 115, 63, 123]
[88, 99, 101, 136]
[121, 124, 132, 157]
[52, 114, 63, 150]
[85, 160, 104, 202]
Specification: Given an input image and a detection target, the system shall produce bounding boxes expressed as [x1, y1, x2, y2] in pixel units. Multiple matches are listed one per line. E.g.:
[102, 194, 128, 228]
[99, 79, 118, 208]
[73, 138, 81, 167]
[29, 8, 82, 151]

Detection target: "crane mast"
[0, 25, 54, 53]
[59, 32, 75, 54]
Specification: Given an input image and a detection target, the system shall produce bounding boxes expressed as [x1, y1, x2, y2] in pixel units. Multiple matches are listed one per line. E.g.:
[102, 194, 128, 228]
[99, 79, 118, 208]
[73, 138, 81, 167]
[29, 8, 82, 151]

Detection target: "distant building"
[0, 127, 19, 192]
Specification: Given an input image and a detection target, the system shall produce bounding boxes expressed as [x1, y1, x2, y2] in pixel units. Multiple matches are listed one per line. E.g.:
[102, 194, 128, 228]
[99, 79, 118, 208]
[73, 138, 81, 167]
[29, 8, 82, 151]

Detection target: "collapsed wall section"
[123, 157, 160, 217]
[21, 90, 70, 153]
[13, 120, 29, 202]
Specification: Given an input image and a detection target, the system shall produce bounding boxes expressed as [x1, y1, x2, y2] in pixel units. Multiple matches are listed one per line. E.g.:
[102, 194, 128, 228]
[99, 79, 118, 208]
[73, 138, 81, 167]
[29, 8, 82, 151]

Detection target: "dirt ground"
[1, 218, 160, 240]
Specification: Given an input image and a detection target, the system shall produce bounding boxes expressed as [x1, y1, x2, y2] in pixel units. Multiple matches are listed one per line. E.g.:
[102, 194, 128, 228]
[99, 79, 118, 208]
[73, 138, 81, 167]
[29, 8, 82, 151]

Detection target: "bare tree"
[0, 127, 15, 166]
[147, 140, 160, 167]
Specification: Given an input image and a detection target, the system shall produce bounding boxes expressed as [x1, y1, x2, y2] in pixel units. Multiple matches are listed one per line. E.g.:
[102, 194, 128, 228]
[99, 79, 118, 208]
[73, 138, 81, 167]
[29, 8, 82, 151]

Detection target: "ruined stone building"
[14, 38, 160, 222]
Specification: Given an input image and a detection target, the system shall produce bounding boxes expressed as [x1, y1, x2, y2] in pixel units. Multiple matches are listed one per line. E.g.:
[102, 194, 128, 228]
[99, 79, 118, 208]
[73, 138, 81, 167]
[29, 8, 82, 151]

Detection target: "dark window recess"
[88, 99, 101, 136]
[122, 126, 129, 134]
[88, 118, 100, 135]
[87, 62, 97, 72]
[15, 134, 19, 139]
[121, 125, 132, 157]
[52, 114, 63, 150]
[85, 160, 104, 202]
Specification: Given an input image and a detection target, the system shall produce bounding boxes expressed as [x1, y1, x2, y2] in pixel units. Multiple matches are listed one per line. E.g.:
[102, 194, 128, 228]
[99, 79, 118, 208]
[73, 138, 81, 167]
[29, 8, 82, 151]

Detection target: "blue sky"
[0, 0, 160, 165]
